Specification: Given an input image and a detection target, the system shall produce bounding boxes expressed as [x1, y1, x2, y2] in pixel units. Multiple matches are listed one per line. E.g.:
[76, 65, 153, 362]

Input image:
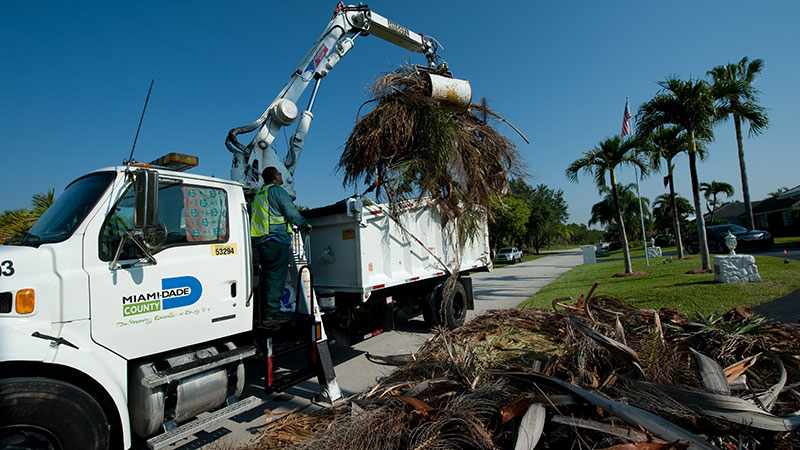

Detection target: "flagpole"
[635, 157, 650, 266]
[623, 96, 649, 266]
[628, 96, 649, 266]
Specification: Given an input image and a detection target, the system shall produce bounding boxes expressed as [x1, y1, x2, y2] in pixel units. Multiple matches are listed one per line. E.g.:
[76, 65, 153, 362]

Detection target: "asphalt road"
[135, 249, 583, 450]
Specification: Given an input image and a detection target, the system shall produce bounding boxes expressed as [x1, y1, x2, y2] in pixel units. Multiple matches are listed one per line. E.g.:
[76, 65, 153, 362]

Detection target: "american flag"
[621, 98, 632, 137]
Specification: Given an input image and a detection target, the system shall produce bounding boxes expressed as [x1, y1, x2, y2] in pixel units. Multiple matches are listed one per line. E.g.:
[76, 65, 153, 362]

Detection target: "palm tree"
[566, 135, 647, 274]
[637, 76, 725, 271]
[589, 183, 651, 241]
[700, 181, 734, 223]
[708, 57, 769, 230]
[768, 187, 789, 198]
[639, 125, 705, 259]
[0, 190, 54, 244]
[652, 193, 693, 242]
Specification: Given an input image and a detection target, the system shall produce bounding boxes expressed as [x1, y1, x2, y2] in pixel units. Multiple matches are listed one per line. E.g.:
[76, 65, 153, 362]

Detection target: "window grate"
[0, 292, 11, 313]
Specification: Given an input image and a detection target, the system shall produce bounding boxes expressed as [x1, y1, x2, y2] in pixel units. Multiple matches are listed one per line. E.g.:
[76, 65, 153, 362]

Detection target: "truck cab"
[0, 166, 254, 449]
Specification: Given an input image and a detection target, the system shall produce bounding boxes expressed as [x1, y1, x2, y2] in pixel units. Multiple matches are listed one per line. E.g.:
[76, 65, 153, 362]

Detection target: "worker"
[250, 166, 311, 317]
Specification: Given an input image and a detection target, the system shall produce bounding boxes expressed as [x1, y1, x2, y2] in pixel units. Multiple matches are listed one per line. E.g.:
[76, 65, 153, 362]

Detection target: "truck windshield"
[19, 171, 116, 247]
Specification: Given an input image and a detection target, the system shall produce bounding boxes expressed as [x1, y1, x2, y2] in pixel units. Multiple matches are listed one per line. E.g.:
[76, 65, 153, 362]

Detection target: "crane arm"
[226, 4, 444, 198]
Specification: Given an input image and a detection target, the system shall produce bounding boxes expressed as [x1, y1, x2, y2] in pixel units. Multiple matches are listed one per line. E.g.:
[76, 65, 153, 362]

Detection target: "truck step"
[271, 337, 312, 357]
[146, 396, 264, 450]
[268, 365, 318, 392]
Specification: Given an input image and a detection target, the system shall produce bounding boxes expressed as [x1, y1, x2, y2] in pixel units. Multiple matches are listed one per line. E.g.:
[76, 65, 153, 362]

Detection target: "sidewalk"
[753, 288, 800, 323]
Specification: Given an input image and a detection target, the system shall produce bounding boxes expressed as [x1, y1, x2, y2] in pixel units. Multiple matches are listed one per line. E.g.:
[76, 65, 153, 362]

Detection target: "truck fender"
[0, 322, 132, 449]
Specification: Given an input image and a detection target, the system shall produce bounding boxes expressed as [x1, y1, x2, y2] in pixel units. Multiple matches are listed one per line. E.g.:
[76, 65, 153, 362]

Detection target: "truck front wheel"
[0, 377, 110, 450]
[423, 281, 467, 330]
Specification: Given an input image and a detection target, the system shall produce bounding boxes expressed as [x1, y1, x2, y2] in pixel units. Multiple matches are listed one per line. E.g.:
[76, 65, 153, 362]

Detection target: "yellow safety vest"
[250, 184, 292, 237]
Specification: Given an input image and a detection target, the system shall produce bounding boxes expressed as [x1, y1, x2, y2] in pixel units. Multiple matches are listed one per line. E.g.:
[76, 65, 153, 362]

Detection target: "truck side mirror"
[134, 169, 159, 229]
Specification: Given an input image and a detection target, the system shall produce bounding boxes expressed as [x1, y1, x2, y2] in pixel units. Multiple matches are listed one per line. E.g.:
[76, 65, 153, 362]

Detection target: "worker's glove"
[302, 224, 312, 234]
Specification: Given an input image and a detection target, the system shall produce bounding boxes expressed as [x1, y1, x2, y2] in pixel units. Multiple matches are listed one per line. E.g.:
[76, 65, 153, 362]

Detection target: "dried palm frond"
[238, 297, 800, 450]
[339, 66, 526, 240]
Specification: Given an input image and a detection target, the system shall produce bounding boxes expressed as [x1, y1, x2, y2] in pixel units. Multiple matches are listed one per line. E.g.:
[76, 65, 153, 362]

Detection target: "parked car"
[683, 224, 773, 254]
[496, 247, 523, 263]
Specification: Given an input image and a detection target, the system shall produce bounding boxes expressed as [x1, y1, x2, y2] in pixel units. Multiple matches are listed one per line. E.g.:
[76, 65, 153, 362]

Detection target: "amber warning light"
[149, 153, 199, 172]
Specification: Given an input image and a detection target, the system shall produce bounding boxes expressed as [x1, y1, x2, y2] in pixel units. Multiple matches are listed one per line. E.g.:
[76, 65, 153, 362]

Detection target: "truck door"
[83, 178, 251, 359]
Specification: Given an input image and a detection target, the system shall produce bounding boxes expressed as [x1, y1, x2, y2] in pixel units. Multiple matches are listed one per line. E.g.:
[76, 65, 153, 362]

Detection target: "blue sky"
[2, 1, 799, 227]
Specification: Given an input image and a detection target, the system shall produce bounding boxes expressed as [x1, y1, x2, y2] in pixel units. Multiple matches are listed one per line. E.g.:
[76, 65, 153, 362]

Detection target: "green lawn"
[519, 254, 800, 315]
[774, 236, 800, 248]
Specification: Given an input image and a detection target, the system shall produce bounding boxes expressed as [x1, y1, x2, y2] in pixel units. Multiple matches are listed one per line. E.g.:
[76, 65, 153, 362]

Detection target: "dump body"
[304, 198, 491, 297]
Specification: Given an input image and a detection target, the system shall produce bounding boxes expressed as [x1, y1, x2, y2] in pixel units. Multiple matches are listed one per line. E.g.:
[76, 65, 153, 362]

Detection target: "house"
[753, 185, 800, 236]
[704, 201, 749, 226]
[702, 184, 799, 236]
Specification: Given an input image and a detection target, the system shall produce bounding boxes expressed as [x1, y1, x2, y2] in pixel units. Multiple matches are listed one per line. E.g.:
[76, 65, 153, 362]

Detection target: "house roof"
[777, 184, 800, 199]
[701, 184, 799, 220]
[703, 201, 750, 220]
[753, 195, 800, 215]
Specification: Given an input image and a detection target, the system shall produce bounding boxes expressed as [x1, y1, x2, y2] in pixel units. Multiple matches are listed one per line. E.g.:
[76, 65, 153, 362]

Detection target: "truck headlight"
[15, 289, 35, 314]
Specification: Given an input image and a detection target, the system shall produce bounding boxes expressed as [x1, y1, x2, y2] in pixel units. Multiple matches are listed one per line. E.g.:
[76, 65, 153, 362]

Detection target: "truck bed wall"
[305, 201, 489, 295]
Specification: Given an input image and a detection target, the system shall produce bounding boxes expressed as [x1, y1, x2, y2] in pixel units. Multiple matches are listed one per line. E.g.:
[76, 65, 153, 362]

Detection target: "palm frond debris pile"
[246, 290, 800, 449]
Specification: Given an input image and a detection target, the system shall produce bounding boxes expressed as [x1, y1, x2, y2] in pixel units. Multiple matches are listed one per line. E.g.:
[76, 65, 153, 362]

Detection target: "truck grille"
[0, 292, 11, 313]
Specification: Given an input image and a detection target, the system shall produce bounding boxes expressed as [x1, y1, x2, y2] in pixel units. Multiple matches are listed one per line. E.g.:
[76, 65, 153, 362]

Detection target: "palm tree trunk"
[734, 114, 755, 229]
[667, 170, 684, 259]
[710, 193, 717, 223]
[610, 170, 633, 273]
[688, 133, 711, 270]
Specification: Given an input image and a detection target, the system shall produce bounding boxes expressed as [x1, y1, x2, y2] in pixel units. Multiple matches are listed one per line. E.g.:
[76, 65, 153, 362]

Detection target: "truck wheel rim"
[453, 293, 465, 319]
[0, 426, 60, 450]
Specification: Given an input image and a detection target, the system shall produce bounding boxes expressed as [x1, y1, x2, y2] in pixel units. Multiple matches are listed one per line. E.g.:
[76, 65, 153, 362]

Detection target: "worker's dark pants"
[253, 237, 290, 314]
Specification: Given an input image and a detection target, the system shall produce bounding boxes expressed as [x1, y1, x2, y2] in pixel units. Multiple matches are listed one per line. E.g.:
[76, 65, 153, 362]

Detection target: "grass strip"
[520, 254, 800, 315]
[774, 236, 800, 248]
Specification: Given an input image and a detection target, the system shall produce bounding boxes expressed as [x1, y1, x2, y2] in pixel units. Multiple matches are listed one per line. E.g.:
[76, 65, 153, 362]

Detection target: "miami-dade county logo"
[122, 276, 203, 317]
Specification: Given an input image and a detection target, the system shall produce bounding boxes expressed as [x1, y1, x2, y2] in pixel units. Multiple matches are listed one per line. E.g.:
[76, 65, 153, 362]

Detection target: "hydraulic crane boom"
[226, 4, 446, 198]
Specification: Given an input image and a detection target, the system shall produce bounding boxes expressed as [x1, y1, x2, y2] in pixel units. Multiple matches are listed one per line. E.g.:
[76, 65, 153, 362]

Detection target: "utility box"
[581, 245, 596, 264]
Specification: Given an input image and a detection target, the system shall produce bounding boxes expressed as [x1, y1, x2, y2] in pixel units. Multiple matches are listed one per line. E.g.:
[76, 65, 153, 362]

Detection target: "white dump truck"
[303, 197, 490, 344]
[0, 5, 489, 450]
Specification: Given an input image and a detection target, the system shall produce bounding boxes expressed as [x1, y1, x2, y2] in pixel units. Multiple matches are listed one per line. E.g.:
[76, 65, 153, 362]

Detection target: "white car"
[496, 247, 523, 263]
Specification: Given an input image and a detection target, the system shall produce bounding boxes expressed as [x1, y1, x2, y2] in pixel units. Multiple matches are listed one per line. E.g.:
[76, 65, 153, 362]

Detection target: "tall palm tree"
[708, 57, 769, 230]
[700, 180, 734, 223]
[566, 135, 647, 274]
[637, 76, 725, 271]
[639, 125, 705, 259]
